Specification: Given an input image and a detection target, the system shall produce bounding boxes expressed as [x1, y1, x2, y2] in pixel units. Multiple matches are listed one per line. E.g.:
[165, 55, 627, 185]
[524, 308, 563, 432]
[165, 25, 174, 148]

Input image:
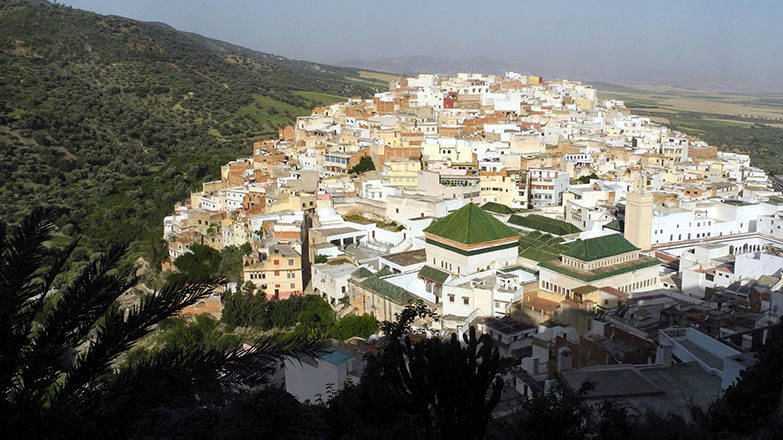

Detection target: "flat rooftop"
[341, 245, 387, 262]
[481, 316, 535, 336]
[698, 242, 728, 249]
[389, 194, 443, 204]
[562, 363, 722, 414]
[562, 365, 662, 398]
[268, 245, 299, 257]
[312, 226, 364, 236]
[314, 263, 356, 278]
[312, 242, 338, 250]
[320, 349, 353, 366]
[381, 249, 427, 267]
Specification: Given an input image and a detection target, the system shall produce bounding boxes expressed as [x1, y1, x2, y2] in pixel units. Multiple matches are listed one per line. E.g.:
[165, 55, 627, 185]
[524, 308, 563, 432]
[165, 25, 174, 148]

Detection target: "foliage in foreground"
[391, 327, 504, 440]
[4, 208, 783, 439]
[127, 305, 783, 440]
[0, 207, 324, 438]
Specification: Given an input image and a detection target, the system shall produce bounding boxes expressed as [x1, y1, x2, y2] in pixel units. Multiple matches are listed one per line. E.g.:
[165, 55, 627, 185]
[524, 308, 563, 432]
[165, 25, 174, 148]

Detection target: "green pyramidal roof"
[481, 202, 514, 214]
[424, 203, 519, 245]
[562, 233, 639, 262]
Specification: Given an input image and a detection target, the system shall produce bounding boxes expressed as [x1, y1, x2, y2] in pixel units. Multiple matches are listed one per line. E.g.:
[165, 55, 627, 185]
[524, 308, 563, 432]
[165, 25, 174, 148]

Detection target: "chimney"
[656, 340, 673, 366]
[556, 347, 572, 372]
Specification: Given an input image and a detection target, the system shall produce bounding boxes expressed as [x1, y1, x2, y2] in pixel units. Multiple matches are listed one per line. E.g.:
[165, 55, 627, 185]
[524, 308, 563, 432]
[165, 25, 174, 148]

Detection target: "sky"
[61, 0, 783, 92]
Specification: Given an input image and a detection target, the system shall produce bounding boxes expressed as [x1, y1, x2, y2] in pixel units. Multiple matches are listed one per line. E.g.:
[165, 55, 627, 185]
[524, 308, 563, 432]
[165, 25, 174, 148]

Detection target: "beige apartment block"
[243, 245, 304, 300]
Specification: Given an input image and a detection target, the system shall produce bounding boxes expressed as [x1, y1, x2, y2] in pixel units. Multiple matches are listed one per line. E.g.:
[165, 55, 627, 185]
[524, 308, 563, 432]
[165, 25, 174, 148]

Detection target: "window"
[448, 294, 455, 303]
[290, 283, 295, 289]
[463, 297, 470, 305]
[288, 259, 294, 266]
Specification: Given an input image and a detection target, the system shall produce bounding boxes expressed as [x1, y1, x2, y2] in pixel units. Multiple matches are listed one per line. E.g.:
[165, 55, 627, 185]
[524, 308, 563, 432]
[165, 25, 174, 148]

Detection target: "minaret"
[624, 170, 653, 250]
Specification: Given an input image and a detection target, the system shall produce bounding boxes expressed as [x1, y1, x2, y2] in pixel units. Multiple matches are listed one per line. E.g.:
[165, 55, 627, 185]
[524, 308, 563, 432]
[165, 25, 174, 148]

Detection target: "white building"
[538, 234, 660, 297]
[312, 263, 357, 307]
[526, 168, 570, 208]
[284, 341, 368, 403]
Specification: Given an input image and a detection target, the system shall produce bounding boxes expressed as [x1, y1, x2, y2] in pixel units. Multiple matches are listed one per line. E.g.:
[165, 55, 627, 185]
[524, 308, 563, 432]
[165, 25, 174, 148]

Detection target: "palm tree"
[0, 208, 324, 438]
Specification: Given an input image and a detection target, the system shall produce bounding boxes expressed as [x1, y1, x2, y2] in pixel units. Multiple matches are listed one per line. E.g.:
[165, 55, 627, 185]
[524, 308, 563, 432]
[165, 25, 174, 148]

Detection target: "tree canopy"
[348, 156, 376, 174]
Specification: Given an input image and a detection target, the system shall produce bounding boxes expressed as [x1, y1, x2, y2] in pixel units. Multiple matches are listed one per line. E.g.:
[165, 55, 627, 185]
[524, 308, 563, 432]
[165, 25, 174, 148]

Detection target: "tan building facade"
[243, 245, 304, 300]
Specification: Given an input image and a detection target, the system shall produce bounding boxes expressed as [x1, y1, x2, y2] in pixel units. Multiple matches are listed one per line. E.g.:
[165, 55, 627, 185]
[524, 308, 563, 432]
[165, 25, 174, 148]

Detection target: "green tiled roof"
[424, 203, 519, 245]
[418, 265, 450, 284]
[351, 267, 373, 278]
[375, 266, 393, 277]
[518, 232, 567, 263]
[360, 274, 417, 304]
[562, 234, 639, 262]
[519, 247, 560, 263]
[481, 202, 514, 214]
[539, 257, 660, 282]
[604, 219, 624, 232]
[508, 214, 581, 235]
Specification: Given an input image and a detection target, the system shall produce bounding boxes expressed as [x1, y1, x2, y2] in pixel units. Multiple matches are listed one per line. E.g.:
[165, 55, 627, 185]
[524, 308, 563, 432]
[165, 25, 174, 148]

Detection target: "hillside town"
[162, 72, 783, 410]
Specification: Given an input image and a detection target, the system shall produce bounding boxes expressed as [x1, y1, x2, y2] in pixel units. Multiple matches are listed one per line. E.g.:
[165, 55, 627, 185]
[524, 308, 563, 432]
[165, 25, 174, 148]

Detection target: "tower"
[624, 170, 653, 250]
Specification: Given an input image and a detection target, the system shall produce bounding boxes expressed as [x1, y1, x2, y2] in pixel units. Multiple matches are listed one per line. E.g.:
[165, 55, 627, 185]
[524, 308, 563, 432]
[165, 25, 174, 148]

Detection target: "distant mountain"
[340, 55, 547, 77]
[0, 0, 385, 248]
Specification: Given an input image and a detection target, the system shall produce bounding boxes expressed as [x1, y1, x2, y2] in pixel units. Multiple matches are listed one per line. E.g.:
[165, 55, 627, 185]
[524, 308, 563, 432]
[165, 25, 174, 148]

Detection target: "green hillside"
[0, 0, 385, 250]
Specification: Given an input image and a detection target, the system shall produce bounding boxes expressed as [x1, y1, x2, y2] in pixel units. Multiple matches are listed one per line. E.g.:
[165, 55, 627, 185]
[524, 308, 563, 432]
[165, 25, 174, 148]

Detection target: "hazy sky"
[61, 0, 783, 92]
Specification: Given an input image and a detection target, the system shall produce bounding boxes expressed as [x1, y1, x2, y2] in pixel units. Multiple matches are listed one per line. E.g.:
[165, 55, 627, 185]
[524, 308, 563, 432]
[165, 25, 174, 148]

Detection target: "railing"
[661, 327, 687, 339]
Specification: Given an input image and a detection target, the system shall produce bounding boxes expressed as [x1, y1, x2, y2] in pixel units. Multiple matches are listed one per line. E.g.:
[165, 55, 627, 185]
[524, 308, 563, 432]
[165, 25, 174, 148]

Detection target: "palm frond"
[53, 277, 222, 405]
[0, 207, 58, 326]
[0, 220, 6, 260]
[0, 207, 58, 396]
[39, 236, 80, 300]
[13, 243, 132, 407]
[40, 243, 132, 347]
[91, 346, 243, 418]
[70, 331, 326, 424]
[228, 332, 328, 382]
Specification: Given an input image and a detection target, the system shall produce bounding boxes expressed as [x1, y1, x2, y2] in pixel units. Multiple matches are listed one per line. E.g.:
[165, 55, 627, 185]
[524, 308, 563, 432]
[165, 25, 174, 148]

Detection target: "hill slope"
[0, 0, 385, 248]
